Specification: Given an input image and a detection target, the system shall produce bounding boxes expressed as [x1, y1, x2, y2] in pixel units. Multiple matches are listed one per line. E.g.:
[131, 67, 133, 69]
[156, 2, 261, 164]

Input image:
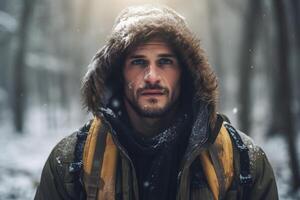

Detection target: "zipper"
[176, 138, 209, 200]
[100, 115, 140, 200]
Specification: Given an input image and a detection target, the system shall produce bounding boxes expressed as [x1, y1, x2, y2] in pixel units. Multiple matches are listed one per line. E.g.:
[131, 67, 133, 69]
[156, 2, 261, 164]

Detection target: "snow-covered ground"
[0, 121, 72, 200]
[262, 136, 300, 200]
[0, 112, 299, 200]
[0, 106, 88, 200]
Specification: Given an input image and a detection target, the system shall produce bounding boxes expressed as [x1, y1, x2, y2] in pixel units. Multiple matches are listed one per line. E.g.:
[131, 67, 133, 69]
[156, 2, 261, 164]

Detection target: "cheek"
[124, 70, 146, 91]
[164, 70, 181, 95]
[123, 72, 143, 98]
[123, 79, 135, 100]
[172, 80, 181, 100]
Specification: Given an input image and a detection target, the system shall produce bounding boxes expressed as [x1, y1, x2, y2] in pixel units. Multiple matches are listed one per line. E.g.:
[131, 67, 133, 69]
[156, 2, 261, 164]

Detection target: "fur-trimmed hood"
[81, 5, 218, 126]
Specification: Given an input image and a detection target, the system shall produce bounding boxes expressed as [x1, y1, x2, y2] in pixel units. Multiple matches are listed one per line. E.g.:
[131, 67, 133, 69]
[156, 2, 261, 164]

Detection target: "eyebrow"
[128, 53, 176, 59]
[128, 55, 146, 59]
[158, 53, 176, 58]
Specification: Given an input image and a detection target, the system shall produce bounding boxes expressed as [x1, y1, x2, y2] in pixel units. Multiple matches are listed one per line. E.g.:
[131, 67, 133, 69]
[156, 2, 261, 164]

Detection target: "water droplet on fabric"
[56, 156, 62, 165]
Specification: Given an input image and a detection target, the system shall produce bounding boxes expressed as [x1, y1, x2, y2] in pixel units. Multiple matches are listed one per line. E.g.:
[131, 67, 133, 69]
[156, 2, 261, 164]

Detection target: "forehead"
[128, 39, 175, 56]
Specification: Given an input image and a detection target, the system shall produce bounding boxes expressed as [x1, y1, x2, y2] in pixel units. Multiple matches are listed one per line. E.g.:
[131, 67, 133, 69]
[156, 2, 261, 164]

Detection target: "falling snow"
[143, 181, 150, 187]
[233, 107, 238, 114]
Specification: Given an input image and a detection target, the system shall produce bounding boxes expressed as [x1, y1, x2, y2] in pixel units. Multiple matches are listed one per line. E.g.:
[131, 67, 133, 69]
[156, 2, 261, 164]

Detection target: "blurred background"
[0, 0, 299, 199]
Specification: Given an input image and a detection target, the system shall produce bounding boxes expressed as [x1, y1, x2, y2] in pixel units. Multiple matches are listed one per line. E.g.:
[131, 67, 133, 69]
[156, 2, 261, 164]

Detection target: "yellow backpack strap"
[199, 123, 234, 200]
[83, 116, 118, 200]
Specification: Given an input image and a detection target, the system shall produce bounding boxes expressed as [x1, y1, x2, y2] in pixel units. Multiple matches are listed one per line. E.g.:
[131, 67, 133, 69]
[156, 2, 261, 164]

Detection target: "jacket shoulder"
[49, 130, 87, 189]
[35, 131, 87, 200]
[50, 119, 91, 172]
[223, 122, 268, 178]
[236, 130, 278, 199]
[237, 131, 268, 176]
[51, 132, 78, 166]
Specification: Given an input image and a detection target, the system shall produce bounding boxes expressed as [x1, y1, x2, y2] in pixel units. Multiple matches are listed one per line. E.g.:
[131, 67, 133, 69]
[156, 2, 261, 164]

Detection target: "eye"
[131, 59, 148, 67]
[158, 58, 173, 65]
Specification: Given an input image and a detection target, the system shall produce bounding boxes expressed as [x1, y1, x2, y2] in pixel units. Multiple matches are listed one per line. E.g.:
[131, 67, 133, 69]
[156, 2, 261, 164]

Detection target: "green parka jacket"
[34, 114, 278, 200]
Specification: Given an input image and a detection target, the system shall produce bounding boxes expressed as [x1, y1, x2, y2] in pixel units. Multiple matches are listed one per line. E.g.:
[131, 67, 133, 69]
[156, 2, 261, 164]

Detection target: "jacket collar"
[98, 98, 220, 159]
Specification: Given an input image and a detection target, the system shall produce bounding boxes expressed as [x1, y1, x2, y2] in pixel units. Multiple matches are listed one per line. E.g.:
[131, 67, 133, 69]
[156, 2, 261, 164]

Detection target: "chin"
[138, 103, 170, 118]
[126, 96, 176, 118]
[139, 108, 167, 118]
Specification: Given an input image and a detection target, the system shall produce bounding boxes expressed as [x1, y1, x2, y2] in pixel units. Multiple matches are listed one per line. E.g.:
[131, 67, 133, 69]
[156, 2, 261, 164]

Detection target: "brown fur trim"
[81, 5, 218, 126]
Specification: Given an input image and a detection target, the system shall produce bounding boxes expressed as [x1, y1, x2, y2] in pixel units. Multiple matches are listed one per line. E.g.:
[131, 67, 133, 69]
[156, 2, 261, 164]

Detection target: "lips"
[140, 89, 165, 96]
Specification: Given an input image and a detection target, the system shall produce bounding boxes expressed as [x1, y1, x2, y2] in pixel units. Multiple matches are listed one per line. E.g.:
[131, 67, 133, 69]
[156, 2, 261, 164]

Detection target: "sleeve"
[34, 150, 71, 200]
[247, 148, 279, 200]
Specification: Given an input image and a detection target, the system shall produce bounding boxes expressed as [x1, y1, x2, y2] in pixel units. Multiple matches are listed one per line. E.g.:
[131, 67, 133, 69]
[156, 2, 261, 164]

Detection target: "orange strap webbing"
[199, 124, 234, 200]
[83, 117, 118, 200]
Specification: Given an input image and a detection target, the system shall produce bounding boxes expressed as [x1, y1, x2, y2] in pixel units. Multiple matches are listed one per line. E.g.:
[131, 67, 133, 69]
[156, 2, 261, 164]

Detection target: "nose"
[144, 64, 161, 85]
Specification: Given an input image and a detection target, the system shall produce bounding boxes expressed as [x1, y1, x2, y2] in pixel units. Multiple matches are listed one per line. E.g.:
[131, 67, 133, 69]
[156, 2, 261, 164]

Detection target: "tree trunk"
[273, 0, 300, 191]
[12, 0, 35, 132]
[289, 0, 300, 47]
[0, 2, 15, 92]
[72, 0, 92, 88]
[206, 0, 226, 109]
[289, 0, 300, 126]
[237, 0, 262, 134]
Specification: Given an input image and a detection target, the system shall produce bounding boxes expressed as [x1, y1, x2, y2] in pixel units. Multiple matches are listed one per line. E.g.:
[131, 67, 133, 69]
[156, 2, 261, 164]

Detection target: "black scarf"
[101, 105, 192, 200]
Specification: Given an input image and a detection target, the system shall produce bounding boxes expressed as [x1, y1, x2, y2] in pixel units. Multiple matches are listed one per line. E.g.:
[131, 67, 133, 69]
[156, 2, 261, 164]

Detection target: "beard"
[124, 95, 178, 118]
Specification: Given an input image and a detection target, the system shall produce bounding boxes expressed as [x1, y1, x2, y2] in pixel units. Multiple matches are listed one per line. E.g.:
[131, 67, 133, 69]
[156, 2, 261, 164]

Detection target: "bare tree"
[289, 0, 300, 125]
[12, 0, 36, 132]
[0, 4, 17, 92]
[289, 0, 300, 48]
[72, 0, 93, 90]
[206, 0, 226, 109]
[273, 0, 300, 191]
[237, 0, 262, 134]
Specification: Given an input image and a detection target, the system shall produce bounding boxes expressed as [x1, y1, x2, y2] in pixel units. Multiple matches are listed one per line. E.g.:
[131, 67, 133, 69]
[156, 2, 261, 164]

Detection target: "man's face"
[123, 39, 182, 118]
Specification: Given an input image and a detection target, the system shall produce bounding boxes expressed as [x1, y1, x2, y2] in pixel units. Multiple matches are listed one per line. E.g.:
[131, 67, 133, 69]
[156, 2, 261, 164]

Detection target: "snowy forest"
[0, 0, 299, 199]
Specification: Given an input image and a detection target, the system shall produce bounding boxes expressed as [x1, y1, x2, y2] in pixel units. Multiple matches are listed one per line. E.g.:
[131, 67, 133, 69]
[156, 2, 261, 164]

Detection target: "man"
[35, 5, 278, 200]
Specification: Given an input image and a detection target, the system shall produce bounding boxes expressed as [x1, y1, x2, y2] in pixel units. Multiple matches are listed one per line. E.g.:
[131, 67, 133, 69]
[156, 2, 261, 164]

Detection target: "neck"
[124, 100, 179, 138]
